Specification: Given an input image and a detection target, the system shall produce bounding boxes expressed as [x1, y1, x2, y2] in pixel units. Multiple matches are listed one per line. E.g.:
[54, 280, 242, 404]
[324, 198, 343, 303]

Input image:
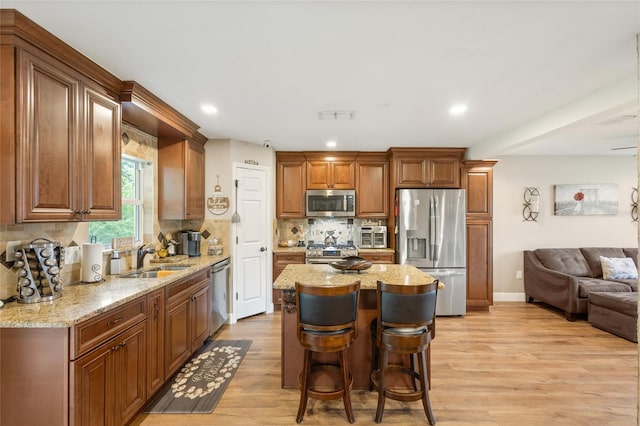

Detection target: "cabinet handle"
[83, 209, 91, 215]
[112, 345, 119, 352]
[107, 317, 123, 326]
[120, 341, 126, 348]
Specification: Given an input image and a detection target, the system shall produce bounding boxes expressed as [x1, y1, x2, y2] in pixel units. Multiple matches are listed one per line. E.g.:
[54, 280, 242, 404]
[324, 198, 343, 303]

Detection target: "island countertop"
[272, 263, 435, 290]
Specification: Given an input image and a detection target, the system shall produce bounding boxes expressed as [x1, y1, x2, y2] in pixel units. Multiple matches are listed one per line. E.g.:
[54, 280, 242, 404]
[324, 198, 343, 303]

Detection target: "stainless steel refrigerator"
[396, 189, 466, 316]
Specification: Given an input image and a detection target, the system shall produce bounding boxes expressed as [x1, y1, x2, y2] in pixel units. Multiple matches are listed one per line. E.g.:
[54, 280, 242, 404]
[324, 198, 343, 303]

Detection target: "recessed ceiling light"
[326, 140, 337, 148]
[449, 104, 468, 116]
[201, 104, 218, 115]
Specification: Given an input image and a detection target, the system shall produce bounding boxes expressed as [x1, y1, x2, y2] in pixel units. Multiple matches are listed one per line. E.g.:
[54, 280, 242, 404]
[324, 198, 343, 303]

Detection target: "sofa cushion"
[580, 248, 626, 278]
[609, 279, 638, 291]
[534, 248, 592, 277]
[623, 248, 638, 267]
[588, 292, 638, 318]
[600, 256, 638, 280]
[577, 278, 633, 298]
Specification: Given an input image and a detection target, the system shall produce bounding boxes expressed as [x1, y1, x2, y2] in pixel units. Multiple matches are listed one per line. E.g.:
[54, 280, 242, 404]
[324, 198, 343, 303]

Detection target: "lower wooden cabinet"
[165, 271, 211, 377]
[146, 288, 165, 397]
[273, 251, 305, 310]
[71, 320, 147, 426]
[358, 251, 394, 264]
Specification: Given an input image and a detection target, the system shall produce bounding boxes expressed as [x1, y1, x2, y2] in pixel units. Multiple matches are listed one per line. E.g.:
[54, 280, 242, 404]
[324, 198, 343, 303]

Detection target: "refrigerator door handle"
[432, 194, 439, 261]
[429, 195, 436, 261]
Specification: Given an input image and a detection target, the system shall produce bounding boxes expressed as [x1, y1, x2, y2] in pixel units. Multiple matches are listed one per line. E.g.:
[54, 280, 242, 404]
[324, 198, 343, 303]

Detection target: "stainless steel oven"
[305, 244, 358, 264]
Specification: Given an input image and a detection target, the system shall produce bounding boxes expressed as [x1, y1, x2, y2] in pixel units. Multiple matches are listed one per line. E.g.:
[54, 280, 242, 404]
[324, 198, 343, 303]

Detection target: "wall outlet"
[6, 241, 22, 262]
[516, 270, 523, 280]
[65, 246, 80, 265]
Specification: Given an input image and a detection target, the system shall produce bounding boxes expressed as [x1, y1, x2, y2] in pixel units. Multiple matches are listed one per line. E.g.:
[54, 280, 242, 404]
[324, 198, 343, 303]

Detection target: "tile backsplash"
[276, 218, 387, 247]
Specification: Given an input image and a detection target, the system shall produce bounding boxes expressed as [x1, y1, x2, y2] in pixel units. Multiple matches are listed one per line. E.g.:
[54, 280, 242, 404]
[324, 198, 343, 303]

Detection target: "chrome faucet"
[137, 244, 156, 269]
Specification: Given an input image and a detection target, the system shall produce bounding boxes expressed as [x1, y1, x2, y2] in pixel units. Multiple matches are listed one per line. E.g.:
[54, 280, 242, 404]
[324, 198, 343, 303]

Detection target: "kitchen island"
[273, 263, 436, 389]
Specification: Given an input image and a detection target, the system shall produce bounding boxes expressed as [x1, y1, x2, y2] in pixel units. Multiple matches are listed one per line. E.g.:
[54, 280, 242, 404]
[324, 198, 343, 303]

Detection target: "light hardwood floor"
[131, 302, 637, 425]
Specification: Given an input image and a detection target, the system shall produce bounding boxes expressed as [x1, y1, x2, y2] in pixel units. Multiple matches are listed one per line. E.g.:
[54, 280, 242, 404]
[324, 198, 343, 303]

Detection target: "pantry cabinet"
[276, 152, 307, 218]
[355, 153, 389, 218]
[306, 153, 356, 189]
[165, 269, 211, 377]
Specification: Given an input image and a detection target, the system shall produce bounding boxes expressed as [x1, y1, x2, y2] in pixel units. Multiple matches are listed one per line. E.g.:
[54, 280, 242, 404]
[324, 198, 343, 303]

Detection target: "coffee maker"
[178, 231, 201, 257]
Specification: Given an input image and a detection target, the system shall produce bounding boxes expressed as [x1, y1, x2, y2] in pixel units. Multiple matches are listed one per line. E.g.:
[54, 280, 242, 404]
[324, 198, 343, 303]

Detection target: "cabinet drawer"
[274, 255, 305, 264]
[166, 269, 209, 301]
[71, 296, 147, 359]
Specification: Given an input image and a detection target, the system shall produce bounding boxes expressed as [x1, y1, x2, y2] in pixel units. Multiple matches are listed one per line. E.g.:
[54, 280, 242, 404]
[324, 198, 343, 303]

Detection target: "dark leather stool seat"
[295, 281, 360, 424]
[370, 280, 439, 424]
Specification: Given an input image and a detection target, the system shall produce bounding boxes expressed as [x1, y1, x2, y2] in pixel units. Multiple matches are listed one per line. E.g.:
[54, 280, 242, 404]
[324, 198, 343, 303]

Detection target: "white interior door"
[233, 164, 270, 320]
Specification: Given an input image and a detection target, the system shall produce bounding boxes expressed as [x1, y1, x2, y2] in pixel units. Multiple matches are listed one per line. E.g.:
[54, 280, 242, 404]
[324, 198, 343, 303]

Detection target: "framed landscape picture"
[553, 183, 618, 216]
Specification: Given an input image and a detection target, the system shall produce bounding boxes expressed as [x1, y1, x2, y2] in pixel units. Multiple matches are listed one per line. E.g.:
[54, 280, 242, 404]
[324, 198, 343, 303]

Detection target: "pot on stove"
[324, 230, 337, 247]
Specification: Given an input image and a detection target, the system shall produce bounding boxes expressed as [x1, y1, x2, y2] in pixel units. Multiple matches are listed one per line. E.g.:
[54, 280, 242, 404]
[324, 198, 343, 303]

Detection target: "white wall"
[493, 155, 638, 300]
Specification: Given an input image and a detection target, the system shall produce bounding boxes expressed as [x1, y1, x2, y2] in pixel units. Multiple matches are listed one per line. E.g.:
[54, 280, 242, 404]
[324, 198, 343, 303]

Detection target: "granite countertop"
[273, 263, 434, 290]
[0, 255, 229, 328]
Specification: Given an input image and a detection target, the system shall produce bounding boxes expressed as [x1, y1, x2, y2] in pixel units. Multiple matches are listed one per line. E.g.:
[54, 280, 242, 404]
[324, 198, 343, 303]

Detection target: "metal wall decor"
[523, 187, 540, 221]
[631, 187, 638, 222]
[207, 175, 230, 215]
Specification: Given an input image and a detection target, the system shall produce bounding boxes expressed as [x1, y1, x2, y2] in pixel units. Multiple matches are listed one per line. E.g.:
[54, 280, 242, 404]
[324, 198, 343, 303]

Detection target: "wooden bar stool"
[295, 281, 360, 424]
[370, 280, 439, 424]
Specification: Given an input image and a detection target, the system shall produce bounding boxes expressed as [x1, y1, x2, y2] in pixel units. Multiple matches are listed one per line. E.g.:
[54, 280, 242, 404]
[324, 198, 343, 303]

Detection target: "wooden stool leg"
[418, 350, 435, 425]
[296, 349, 312, 423]
[375, 348, 388, 423]
[339, 349, 355, 423]
[427, 345, 431, 390]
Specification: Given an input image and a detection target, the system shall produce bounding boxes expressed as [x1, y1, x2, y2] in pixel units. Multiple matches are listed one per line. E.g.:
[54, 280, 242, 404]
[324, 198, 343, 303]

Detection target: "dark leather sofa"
[523, 247, 638, 320]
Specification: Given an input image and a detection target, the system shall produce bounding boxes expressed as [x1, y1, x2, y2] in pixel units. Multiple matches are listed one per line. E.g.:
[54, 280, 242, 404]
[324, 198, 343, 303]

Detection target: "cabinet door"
[190, 281, 211, 350]
[356, 157, 388, 217]
[395, 158, 427, 187]
[358, 252, 394, 264]
[307, 160, 332, 189]
[17, 48, 81, 222]
[428, 158, 460, 188]
[185, 140, 205, 219]
[82, 84, 121, 220]
[331, 161, 356, 189]
[71, 341, 113, 426]
[276, 154, 306, 217]
[466, 220, 492, 309]
[147, 289, 165, 397]
[165, 294, 191, 377]
[115, 322, 147, 426]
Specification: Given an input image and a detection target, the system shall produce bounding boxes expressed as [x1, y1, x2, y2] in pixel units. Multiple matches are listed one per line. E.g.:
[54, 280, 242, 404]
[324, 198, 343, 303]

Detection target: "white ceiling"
[5, 1, 639, 157]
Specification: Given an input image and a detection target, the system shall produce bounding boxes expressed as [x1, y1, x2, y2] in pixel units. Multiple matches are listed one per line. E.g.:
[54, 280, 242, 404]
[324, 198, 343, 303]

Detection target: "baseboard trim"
[494, 292, 527, 302]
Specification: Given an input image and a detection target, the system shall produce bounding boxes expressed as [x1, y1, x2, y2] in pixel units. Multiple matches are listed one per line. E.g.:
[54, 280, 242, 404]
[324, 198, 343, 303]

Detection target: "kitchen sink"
[120, 264, 194, 279]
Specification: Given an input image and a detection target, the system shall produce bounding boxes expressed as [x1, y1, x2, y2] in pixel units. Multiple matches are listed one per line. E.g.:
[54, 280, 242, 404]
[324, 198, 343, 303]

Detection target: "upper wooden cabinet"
[389, 148, 465, 189]
[355, 153, 389, 218]
[158, 134, 206, 220]
[1, 11, 122, 223]
[276, 152, 307, 218]
[305, 153, 356, 189]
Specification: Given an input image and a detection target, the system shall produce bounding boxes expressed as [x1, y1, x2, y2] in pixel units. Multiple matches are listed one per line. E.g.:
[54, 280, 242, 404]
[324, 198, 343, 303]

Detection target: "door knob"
[259, 247, 267, 252]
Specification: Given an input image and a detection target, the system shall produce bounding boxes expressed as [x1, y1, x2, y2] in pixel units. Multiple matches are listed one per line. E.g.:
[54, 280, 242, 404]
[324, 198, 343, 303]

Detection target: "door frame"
[229, 161, 273, 324]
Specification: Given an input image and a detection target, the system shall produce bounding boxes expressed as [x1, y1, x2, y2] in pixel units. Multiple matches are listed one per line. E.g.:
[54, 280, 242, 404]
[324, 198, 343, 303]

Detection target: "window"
[89, 156, 145, 248]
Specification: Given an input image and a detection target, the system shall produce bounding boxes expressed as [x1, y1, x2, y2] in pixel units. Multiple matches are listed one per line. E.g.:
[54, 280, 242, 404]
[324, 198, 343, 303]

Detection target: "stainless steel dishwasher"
[210, 257, 230, 334]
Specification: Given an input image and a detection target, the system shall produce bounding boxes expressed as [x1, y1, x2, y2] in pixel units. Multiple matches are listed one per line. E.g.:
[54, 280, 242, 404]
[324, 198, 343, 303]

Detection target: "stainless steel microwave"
[306, 189, 355, 217]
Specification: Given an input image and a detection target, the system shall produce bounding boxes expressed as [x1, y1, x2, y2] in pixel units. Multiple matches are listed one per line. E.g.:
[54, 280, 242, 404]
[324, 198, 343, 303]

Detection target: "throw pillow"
[600, 256, 638, 280]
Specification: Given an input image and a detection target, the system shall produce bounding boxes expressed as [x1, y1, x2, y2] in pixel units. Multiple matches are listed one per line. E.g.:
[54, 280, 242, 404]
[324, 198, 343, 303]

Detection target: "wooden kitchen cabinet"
[69, 295, 148, 426]
[306, 153, 356, 189]
[273, 251, 305, 310]
[1, 11, 123, 224]
[165, 269, 211, 377]
[146, 288, 165, 397]
[462, 160, 497, 311]
[158, 134, 206, 220]
[358, 251, 394, 264]
[276, 152, 307, 217]
[389, 148, 465, 189]
[13, 47, 121, 222]
[355, 153, 389, 217]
